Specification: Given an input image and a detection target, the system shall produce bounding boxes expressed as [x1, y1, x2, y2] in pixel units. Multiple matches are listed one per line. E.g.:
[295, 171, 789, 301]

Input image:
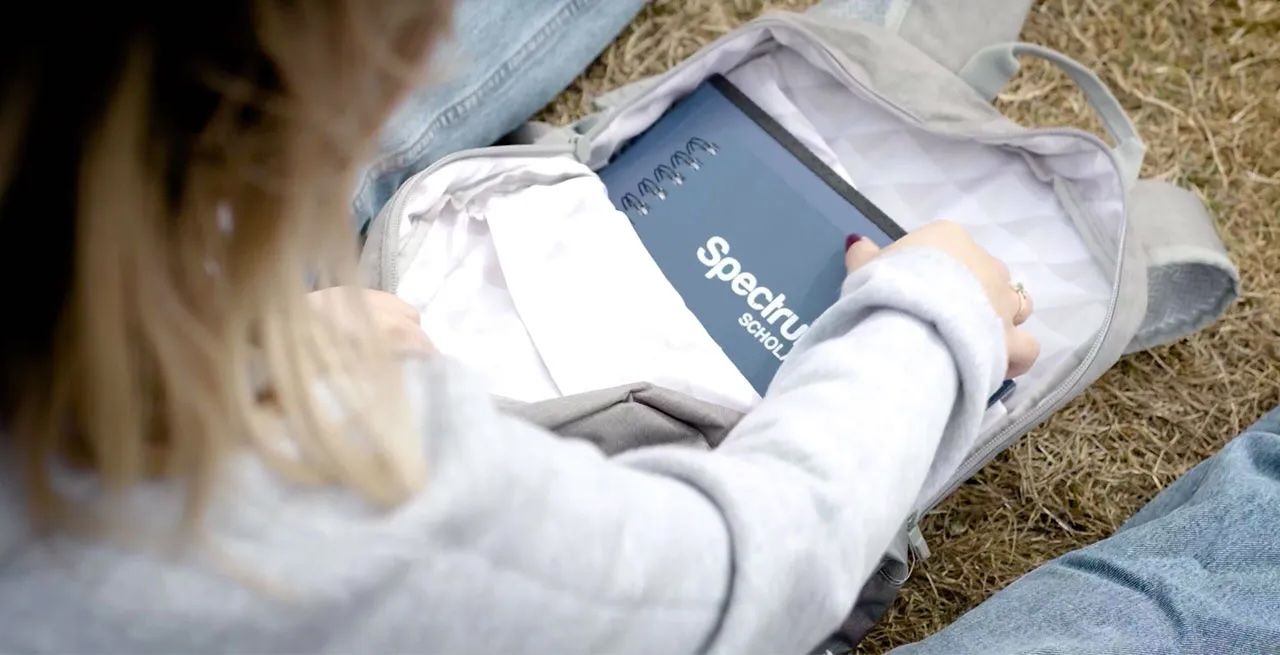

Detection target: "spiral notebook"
[600, 74, 905, 395]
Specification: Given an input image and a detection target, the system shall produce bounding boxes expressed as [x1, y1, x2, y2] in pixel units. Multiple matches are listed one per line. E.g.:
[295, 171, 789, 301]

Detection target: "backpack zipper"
[906, 514, 931, 561]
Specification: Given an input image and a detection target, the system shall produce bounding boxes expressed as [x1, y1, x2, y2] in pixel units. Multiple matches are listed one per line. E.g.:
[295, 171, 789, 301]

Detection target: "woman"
[0, 1, 1039, 653]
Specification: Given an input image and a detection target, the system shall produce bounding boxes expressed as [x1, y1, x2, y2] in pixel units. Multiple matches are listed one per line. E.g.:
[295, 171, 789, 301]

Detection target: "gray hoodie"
[0, 249, 1004, 654]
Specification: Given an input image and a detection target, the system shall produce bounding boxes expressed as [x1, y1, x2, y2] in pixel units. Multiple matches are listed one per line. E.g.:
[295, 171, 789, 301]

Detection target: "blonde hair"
[0, 0, 451, 527]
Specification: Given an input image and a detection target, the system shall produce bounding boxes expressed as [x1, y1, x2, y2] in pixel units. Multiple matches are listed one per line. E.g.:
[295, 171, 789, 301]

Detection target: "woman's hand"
[306, 287, 433, 356]
[845, 221, 1039, 377]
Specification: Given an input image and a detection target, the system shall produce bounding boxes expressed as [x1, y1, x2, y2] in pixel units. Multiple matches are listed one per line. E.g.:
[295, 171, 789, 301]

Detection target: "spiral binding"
[619, 137, 720, 218]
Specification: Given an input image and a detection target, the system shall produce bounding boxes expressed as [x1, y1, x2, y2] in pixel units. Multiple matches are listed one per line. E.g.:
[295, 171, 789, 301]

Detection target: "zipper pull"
[906, 515, 931, 561]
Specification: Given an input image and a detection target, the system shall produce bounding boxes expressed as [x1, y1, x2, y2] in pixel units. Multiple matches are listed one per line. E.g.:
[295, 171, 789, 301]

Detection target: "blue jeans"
[352, 0, 648, 229]
[893, 403, 1280, 654]
[351, 0, 904, 230]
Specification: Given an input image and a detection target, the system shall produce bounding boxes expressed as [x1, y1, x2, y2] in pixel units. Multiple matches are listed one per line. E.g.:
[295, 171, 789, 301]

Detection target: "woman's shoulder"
[0, 358, 497, 652]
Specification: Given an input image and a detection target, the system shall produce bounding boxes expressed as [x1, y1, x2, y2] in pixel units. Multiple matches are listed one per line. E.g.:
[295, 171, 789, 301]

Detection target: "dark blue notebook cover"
[600, 75, 905, 395]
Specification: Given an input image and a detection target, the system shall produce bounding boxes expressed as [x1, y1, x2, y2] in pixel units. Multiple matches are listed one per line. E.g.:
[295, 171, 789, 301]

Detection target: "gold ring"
[1011, 281, 1029, 317]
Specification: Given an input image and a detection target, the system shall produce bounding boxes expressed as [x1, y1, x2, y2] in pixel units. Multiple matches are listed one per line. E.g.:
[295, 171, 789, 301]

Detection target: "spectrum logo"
[696, 236, 808, 361]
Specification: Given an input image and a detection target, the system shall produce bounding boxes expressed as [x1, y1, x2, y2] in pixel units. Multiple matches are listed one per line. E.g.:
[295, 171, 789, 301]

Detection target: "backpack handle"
[960, 42, 1145, 187]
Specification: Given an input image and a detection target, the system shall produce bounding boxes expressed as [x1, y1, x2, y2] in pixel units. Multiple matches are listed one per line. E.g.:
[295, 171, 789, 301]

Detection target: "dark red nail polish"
[845, 233, 863, 250]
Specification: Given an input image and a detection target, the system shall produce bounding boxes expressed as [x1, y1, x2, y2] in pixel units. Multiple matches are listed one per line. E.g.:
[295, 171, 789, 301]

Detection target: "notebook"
[600, 74, 906, 395]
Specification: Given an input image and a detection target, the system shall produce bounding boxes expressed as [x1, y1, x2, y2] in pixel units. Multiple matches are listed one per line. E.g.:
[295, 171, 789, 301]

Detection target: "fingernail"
[845, 233, 863, 250]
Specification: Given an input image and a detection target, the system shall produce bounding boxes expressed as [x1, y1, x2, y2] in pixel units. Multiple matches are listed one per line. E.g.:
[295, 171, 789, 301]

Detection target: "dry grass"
[542, 0, 1280, 651]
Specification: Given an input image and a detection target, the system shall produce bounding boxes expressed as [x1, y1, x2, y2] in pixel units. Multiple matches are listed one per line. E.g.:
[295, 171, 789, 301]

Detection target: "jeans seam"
[356, 0, 599, 200]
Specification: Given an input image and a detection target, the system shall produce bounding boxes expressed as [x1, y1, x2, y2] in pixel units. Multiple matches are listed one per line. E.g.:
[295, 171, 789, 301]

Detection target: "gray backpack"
[361, 3, 1237, 650]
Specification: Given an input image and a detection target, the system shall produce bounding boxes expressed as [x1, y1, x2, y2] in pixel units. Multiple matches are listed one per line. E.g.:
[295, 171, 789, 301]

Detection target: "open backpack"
[359, 2, 1239, 650]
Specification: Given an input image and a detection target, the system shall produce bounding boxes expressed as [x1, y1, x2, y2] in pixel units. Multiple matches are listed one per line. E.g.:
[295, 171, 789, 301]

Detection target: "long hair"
[0, 1, 451, 528]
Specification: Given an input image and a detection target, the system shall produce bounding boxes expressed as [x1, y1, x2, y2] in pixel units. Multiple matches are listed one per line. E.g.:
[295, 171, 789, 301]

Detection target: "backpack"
[359, 5, 1238, 651]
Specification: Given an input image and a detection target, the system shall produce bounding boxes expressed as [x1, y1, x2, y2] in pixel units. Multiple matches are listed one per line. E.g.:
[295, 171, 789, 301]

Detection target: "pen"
[988, 379, 1017, 407]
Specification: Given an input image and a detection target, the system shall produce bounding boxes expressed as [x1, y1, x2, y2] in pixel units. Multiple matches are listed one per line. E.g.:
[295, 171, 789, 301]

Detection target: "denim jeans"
[351, 0, 905, 230]
[892, 403, 1280, 654]
[352, 0, 648, 229]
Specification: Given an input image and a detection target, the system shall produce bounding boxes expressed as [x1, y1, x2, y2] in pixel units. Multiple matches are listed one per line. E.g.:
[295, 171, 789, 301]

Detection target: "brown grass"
[542, 0, 1280, 651]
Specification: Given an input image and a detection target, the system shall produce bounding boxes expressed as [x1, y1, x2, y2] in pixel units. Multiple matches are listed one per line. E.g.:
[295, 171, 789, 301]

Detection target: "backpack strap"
[1123, 180, 1240, 353]
[957, 44, 1238, 351]
[959, 42, 1146, 187]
